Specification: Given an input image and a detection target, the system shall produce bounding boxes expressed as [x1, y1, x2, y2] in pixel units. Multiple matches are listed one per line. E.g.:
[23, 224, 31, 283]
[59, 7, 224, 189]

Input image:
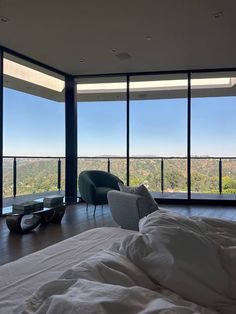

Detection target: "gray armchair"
[107, 190, 152, 231]
[79, 170, 123, 216]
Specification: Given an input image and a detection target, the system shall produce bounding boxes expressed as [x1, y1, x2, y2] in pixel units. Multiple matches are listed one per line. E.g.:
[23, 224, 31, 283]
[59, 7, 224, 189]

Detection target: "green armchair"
[78, 170, 123, 216]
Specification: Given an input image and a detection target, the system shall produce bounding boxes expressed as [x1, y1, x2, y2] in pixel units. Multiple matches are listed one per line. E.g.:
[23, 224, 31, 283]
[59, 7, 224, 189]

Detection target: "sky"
[3, 87, 236, 157]
[3, 88, 65, 156]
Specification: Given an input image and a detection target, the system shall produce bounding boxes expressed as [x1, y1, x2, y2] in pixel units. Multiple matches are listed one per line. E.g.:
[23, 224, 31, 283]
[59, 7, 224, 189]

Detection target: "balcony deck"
[3, 191, 65, 214]
[152, 192, 236, 200]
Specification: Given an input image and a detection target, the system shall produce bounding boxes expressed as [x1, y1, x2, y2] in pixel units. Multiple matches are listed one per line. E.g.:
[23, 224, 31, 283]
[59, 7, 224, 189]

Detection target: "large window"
[191, 72, 236, 199]
[3, 53, 65, 210]
[130, 74, 188, 198]
[77, 76, 127, 184]
[2, 47, 236, 208]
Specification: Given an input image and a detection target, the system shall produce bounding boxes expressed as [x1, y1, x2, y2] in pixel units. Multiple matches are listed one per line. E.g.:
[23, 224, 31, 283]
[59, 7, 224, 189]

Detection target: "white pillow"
[118, 183, 159, 213]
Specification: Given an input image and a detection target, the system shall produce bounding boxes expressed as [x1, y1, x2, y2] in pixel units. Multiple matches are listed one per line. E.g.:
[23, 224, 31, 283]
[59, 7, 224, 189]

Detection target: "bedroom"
[0, 0, 236, 313]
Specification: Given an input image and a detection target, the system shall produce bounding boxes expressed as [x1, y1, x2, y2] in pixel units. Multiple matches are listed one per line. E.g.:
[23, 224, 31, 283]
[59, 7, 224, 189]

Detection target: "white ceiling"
[0, 0, 236, 76]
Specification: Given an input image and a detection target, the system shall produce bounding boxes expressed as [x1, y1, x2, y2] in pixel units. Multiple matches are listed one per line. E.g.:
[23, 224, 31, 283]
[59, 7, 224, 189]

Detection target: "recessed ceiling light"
[213, 11, 223, 19]
[146, 36, 152, 41]
[0, 16, 9, 23]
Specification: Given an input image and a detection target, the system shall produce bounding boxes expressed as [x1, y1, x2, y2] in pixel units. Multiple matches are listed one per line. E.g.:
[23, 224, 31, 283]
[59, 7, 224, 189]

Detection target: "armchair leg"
[93, 205, 97, 217]
[86, 203, 88, 211]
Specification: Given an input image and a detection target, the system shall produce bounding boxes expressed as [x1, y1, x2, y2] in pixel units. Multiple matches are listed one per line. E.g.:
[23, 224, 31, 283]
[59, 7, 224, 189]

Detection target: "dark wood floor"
[1, 202, 236, 266]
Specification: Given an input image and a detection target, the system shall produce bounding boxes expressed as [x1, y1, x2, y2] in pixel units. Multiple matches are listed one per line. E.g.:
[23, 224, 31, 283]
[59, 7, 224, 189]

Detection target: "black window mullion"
[126, 75, 130, 186]
[187, 72, 191, 200]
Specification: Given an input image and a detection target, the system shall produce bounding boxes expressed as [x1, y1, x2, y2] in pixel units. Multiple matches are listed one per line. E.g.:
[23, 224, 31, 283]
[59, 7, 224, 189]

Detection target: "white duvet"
[17, 211, 236, 314]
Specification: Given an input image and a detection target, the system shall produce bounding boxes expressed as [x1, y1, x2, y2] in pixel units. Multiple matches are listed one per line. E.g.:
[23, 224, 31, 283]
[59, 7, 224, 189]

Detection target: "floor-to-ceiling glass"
[191, 72, 236, 200]
[3, 53, 65, 212]
[77, 76, 127, 188]
[130, 74, 188, 199]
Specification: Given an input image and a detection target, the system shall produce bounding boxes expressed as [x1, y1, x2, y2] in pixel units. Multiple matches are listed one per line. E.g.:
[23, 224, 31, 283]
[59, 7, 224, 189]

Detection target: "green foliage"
[222, 176, 236, 190]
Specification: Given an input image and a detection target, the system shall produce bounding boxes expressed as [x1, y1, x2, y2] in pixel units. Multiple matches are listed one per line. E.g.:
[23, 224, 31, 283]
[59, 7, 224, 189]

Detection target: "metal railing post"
[219, 158, 222, 194]
[107, 158, 110, 173]
[161, 158, 164, 193]
[13, 157, 17, 197]
[58, 158, 61, 191]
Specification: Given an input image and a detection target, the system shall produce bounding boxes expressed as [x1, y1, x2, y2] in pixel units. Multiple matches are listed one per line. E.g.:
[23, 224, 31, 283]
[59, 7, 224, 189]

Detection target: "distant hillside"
[3, 157, 236, 197]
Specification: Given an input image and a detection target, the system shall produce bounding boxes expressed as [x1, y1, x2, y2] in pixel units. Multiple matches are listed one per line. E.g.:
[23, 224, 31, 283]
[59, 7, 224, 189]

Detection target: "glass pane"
[191, 159, 218, 195]
[60, 158, 65, 191]
[191, 72, 236, 200]
[130, 158, 161, 191]
[130, 74, 188, 198]
[222, 159, 236, 195]
[78, 158, 108, 175]
[3, 158, 13, 198]
[77, 76, 126, 185]
[164, 159, 187, 194]
[3, 53, 65, 207]
[110, 158, 126, 184]
[17, 158, 58, 195]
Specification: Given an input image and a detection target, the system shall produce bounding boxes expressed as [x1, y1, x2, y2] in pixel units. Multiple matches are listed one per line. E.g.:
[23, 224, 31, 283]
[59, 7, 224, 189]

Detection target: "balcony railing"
[3, 156, 236, 199]
[3, 156, 64, 198]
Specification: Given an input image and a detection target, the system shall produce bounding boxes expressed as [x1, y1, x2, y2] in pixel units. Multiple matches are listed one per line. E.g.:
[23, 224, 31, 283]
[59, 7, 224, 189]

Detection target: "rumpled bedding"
[123, 211, 236, 314]
[17, 211, 236, 314]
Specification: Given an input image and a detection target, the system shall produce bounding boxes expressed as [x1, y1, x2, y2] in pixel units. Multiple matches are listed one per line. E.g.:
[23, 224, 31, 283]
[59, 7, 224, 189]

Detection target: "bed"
[1, 211, 236, 314]
[0, 227, 135, 313]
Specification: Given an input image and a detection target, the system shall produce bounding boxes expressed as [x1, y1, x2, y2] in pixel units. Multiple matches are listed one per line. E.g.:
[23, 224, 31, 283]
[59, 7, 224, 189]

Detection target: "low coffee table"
[6, 203, 66, 234]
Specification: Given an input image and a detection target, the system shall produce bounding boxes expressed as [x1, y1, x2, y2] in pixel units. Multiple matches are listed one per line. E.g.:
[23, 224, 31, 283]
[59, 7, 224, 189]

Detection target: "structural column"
[65, 75, 77, 204]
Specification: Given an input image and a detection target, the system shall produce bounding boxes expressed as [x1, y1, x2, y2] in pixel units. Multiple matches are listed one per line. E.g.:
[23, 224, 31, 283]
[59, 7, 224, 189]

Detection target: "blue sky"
[3, 88, 65, 156]
[3, 87, 236, 157]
